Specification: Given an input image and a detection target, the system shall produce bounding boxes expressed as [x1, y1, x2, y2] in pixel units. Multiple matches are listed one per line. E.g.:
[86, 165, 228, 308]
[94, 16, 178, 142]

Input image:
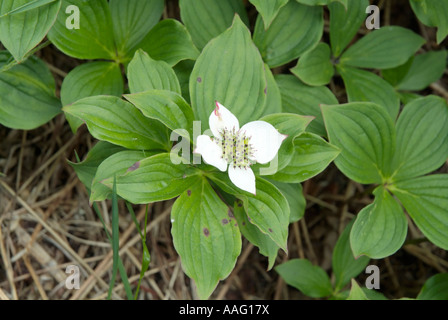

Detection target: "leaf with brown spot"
[171, 178, 242, 300]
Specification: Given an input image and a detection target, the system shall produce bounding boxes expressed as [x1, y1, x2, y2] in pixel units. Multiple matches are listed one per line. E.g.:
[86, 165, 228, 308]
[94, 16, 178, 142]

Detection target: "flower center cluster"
[216, 127, 255, 169]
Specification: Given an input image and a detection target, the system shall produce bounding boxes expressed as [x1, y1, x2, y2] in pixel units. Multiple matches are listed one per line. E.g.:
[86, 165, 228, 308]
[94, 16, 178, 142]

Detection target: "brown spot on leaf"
[197, 77, 202, 83]
[237, 201, 243, 207]
[203, 228, 210, 237]
[187, 190, 191, 196]
[228, 209, 234, 218]
[222, 219, 229, 225]
[268, 228, 273, 233]
[127, 161, 140, 172]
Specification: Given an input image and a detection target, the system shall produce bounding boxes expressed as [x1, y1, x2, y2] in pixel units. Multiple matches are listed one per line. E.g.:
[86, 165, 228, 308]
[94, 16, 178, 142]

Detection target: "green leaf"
[275, 259, 333, 298]
[0, 0, 61, 62]
[61, 62, 123, 106]
[47, 0, 116, 60]
[291, 42, 334, 86]
[252, 144, 294, 179]
[362, 288, 388, 300]
[346, 280, 369, 300]
[396, 50, 448, 91]
[0, 52, 61, 129]
[249, 0, 288, 29]
[179, 0, 249, 50]
[127, 49, 181, 95]
[269, 181, 306, 223]
[381, 56, 415, 87]
[61, 61, 124, 132]
[329, 0, 368, 57]
[171, 179, 242, 299]
[68, 141, 125, 193]
[104, 153, 200, 204]
[398, 91, 422, 105]
[63, 96, 170, 151]
[124, 90, 195, 137]
[233, 199, 279, 270]
[267, 132, 340, 183]
[321, 102, 395, 184]
[254, 113, 313, 175]
[383, 51, 447, 92]
[206, 172, 255, 201]
[332, 287, 387, 300]
[173, 60, 194, 104]
[392, 96, 448, 181]
[390, 174, 448, 251]
[337, 65, 400, 120]
[253, 1, 323, 68]
[190, 15, 267, 127]
[259, 113, 314, 139]
[332, 220, 370, 292]
[138, 19, 200, 66]
[90, 150, 153, 202]
[275, 74, 338, 137]
[244, 178, 290, 252]
[260, 64, 283, 117]
[109, 0, 164, 59]
[0, 0, 58, 16]
[350, 187, 407, 259]
[339, 26, 425, 69]
[296, 0, 348, 7]
[417, 274, 448, 300]
[207, 172, 290, 252]
[410, 0, 448, 44]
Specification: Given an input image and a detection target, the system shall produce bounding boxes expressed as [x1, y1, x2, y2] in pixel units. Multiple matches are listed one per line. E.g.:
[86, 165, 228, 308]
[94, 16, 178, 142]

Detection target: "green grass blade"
[75, 150, 133, 300]
[92, 201, 133, 300]
[107, 176, 120, 299]
[126, 202, 151, 300]
[117, 258, 133, 300]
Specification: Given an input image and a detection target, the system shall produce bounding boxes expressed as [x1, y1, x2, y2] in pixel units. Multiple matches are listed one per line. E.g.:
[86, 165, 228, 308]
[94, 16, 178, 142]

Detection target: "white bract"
[194, 102, 287, 194]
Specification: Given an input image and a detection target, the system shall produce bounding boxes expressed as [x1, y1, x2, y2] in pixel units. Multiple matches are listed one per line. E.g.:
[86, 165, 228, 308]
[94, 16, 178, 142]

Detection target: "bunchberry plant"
[62, 10, 338, 298]
[0, 0, 447, 300]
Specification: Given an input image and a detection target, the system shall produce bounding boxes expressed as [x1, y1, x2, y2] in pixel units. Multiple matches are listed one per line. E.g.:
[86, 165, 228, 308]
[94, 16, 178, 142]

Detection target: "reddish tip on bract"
[214, 101, 220, 116]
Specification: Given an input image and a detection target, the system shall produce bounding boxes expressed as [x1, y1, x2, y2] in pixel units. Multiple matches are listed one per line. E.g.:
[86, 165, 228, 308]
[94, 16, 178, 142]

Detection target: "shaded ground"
[0, 0, 447, 300]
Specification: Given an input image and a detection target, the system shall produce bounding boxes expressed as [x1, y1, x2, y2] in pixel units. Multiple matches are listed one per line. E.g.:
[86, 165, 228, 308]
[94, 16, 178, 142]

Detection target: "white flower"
[194, 101, 287, 194]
